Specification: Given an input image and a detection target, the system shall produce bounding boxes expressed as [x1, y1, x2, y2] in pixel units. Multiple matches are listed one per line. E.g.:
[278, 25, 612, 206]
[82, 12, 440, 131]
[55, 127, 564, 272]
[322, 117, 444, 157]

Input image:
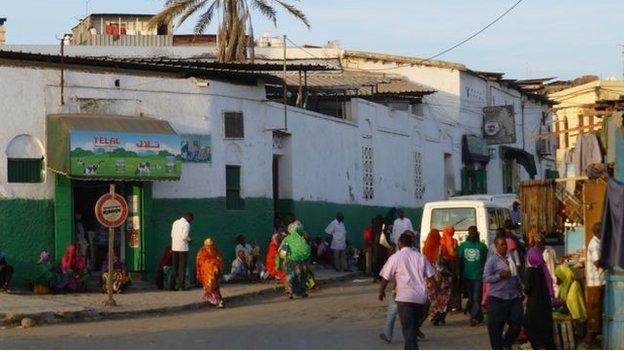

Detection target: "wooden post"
[103, 183, 117, 307]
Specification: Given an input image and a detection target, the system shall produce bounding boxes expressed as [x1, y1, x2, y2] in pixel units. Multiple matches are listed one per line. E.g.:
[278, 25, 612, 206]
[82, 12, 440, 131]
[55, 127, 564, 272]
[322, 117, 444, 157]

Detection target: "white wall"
[0, 63, 448, 210]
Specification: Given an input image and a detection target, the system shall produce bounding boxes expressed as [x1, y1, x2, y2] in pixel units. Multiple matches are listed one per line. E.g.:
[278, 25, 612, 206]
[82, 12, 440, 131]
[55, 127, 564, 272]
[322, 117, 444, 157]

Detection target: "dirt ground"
[1, 281, 491, 350]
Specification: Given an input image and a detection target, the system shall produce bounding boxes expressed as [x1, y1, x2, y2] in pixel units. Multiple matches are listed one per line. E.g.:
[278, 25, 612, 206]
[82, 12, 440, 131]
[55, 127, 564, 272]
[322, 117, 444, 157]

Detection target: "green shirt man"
[457, 234, 488, 281]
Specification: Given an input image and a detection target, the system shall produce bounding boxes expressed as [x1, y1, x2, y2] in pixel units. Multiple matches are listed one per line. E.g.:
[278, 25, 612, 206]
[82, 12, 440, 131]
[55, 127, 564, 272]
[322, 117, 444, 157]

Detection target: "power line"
[355, 0, 527, 72]
[421, 0, 526, 63]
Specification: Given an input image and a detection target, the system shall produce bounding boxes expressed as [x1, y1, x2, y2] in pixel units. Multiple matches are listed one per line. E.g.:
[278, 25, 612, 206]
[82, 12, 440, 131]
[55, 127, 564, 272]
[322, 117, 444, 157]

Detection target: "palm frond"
[193, 1, 221, 34]
[148, 0, 202, 29]
[177, 0, 211, 28]
[273, 0, 310, 28]
[251, 0, 277, 26]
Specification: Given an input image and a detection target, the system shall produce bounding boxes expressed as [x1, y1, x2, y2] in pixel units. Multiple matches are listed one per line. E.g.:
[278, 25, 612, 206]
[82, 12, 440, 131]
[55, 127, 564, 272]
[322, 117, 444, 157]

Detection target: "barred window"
[226, 165, 245, 210]
[8, 158, 43, 183]
[362, 146, 374, 200]
[224, 112, 244, 138]
[414, 151, 424, 201]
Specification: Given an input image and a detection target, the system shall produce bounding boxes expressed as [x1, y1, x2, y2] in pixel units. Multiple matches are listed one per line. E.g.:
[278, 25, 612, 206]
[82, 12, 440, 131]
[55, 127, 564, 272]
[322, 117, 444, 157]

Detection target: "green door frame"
[54, 174, 73, 261]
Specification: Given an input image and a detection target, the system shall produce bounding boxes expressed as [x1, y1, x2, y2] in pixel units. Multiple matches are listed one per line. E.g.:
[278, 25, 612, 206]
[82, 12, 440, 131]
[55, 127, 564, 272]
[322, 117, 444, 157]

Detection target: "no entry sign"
[95, 192, 129, 228]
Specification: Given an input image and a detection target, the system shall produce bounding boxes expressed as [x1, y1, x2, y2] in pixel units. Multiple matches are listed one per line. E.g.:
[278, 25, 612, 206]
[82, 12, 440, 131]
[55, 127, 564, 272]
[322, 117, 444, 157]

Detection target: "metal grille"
[362, 146, 374, 200]
[414, 151, 424, 201]
[7, 158, 43, 183]
[224, 112, 244, 138]
[226, 165, 245, 210]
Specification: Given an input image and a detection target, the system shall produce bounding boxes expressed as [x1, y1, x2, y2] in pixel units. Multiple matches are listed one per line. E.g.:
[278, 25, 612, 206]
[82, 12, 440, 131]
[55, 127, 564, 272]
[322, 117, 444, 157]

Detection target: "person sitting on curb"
[224, 250, 250, 282]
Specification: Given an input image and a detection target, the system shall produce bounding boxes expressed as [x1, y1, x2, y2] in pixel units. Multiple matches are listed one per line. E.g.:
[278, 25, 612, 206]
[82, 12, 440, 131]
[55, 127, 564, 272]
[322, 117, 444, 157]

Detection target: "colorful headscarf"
[196, 238, 224, 292]
[526, 246, 554, 299]
[38, 250, 51, 264]
[61, 244, 85, 272]
[423, 229, 441, 264]
[441, 227, 457, 260]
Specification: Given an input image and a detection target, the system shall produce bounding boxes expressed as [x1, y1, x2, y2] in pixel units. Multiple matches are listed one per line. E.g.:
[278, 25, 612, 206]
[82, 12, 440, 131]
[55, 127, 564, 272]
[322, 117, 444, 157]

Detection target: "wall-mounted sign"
[483, 105, 516, 145]
[180, 134, 212, 163]
[70, 131, 181, 179]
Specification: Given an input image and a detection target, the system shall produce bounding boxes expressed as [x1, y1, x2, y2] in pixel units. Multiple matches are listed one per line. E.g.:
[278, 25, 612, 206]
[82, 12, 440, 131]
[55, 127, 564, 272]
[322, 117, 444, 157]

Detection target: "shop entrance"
[72, 181, 144, 273]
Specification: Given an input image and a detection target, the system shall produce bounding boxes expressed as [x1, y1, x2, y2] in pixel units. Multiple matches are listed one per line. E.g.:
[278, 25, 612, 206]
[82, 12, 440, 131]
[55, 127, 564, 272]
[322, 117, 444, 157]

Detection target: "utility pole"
[283, 34, 288, 131]
[620, 44, 624, 80]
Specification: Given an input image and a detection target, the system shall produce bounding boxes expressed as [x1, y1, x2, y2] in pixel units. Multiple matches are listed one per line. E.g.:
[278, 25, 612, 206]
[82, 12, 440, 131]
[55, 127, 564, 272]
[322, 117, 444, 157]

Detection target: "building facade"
[0, 52, 444, 285]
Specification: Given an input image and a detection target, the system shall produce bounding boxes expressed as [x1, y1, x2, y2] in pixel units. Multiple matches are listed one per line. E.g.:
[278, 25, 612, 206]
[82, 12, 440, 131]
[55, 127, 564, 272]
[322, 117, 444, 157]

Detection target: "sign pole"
[104, 183, 117, 307]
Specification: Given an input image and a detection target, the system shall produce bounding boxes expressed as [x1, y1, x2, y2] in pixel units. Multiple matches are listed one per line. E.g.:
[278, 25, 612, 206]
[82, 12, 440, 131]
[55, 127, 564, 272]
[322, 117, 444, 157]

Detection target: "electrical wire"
[421, 0, 526, 63]
[351, 0, 527, 72]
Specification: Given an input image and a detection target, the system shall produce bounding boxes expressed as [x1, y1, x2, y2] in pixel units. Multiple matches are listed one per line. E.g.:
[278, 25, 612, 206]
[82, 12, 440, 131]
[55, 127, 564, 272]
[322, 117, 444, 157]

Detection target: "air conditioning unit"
[536, 139, 553, 156]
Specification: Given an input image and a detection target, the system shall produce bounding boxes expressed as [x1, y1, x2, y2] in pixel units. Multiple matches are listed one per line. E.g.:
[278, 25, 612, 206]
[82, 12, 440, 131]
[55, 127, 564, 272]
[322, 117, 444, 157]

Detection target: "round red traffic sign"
[95, 193, 129, 228]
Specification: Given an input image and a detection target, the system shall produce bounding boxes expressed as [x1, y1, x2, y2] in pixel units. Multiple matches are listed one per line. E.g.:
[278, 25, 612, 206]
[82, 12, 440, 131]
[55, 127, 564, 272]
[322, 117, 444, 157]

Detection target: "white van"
[419, 200, 512, 248]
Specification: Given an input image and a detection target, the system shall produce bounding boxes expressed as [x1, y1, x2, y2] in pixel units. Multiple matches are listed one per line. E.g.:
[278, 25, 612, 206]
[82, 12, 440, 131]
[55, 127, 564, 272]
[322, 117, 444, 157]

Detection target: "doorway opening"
[72, 181, 144, 273]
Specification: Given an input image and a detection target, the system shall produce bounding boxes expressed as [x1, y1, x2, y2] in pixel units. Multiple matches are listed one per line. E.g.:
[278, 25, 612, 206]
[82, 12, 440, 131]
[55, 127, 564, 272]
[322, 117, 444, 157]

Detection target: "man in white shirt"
[585, 222, 605, 345]
[170, 212, 194, 290]
[325, 212, 348, 272]
[379, 232, 437, 350]
[391, 209, 414, 246]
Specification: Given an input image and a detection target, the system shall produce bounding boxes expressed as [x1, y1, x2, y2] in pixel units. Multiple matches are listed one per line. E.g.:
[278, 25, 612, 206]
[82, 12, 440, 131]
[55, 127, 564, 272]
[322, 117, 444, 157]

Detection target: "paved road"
[1, 281, 490, 349]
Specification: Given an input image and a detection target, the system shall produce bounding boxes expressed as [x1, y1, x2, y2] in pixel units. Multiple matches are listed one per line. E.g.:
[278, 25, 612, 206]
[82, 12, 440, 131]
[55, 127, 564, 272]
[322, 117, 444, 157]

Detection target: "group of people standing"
[376, 214, 606, 350]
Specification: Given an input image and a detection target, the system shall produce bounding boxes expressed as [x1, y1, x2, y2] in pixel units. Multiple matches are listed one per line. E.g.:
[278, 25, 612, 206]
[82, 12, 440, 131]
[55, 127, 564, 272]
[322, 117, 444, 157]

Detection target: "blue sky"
[2, 0, 623, 80]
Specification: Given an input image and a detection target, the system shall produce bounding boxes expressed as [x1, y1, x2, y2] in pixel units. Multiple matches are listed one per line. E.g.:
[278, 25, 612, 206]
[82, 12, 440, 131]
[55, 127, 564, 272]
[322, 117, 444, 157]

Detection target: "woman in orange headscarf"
[423, 229, 441, 265]
[196, 238, 224, 308]
[265, 228, 286, 282]
[425, 227, 456, 326]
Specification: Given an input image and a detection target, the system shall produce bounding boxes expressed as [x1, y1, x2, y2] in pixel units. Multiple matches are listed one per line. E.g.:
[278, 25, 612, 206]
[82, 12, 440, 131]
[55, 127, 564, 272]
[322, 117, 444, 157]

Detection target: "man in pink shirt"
[379, 232, 437, 350]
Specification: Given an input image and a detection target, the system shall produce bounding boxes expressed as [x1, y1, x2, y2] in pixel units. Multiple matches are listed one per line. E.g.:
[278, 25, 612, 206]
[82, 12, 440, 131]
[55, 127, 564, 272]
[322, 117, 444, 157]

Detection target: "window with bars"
[414, 151, 424, 201]
[8, 158, 43, 183]
[226, 165, 245, 210]
[362, 146, 374, 200]
[224, 112, 244, 138]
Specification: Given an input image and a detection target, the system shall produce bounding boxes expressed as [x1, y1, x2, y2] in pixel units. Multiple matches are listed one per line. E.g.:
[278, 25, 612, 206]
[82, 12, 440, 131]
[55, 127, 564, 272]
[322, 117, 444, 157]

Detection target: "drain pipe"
[282, 34, 288, 131]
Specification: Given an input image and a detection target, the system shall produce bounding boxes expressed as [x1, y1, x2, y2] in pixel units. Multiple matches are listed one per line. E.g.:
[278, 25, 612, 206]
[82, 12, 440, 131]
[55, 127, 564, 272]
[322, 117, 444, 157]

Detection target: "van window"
[431, 208, 476, 231]
[488, 208, 499, 230]
[497, 208, 511, 228]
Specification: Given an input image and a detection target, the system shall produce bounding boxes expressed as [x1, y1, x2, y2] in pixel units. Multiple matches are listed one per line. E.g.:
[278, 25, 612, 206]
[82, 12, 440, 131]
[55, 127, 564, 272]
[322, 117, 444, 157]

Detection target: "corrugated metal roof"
[0, 50, 336, 85]
[52, 114, 176, 134]
[275, 70, 435, 95]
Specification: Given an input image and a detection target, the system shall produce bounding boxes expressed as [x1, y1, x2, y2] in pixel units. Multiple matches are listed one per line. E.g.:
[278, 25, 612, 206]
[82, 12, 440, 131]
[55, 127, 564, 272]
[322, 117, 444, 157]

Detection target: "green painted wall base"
[2, 194, 422, 289]
[0, 199, 54, 287]
[280, 199, 423, 248]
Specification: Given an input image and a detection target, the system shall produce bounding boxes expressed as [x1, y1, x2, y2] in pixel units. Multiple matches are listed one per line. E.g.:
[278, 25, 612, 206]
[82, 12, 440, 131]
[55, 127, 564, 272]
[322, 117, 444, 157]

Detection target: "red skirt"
[266, 243, 286, 282]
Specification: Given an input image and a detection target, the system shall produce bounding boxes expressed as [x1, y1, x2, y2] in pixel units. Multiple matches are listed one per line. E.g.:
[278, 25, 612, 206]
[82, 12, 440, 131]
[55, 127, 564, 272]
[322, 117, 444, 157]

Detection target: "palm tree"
[149, 0, 310, 62]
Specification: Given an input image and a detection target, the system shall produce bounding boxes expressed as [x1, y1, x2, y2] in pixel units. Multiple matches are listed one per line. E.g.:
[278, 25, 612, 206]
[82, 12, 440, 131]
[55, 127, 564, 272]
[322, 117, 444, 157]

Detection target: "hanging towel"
[600, 178, 624, 268]
[572, 133, 603, 176]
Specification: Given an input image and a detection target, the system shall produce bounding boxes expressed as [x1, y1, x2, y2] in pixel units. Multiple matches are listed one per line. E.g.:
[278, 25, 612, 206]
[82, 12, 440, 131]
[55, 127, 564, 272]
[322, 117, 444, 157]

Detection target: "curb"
[1, 272, 361, 329]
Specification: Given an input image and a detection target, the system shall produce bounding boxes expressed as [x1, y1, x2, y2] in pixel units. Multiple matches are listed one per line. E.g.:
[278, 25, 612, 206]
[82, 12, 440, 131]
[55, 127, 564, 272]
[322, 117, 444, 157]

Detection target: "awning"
[500, 146, 537, 179]
[46, 114, 181, 181]
[462, 135, 490, 164]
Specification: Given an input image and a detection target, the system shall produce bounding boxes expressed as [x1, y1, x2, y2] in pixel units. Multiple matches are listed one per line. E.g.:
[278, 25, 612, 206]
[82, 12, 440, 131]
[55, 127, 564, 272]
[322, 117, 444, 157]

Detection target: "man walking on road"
[484, 233, 523, 349]
[171, 212, 194, 290]
[391, 209, 414, 246]
[325, 212, 348, 272]
[457, 226, 488, 326]
[379, 232, 436, 350]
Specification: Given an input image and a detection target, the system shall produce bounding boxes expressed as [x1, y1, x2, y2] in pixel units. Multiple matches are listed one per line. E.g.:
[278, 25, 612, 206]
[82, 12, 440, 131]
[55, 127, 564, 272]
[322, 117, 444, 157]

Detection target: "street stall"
[517, 92, 624, 348]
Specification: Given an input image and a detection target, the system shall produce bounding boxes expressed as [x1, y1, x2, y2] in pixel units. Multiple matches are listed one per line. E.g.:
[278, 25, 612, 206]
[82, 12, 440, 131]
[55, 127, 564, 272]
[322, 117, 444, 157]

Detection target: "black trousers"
[487, 296, 523, 350]
[397, 301, 426, 350]
[171, 251, 188, 289]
